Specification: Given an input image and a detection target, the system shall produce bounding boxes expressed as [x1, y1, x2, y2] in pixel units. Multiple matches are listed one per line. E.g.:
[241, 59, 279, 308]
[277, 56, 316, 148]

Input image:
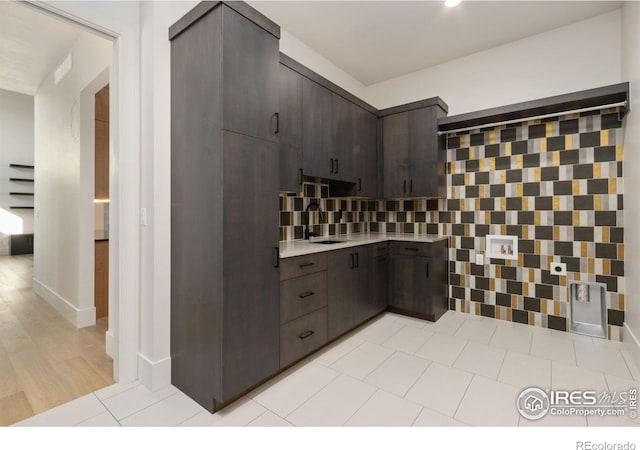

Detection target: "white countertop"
[279, 232, 449, 258]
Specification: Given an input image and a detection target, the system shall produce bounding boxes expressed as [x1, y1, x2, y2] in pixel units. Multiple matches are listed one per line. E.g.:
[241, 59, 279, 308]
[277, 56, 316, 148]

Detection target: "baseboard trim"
[623, 322, 640, 369]
[105, 330, 115, 359]
[32, 278, 96, 328]
[138, 353, 171, 392]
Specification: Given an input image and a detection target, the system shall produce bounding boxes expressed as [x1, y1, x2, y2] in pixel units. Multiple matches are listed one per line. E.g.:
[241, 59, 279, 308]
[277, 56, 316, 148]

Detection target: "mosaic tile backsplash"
[279, 108, 625, 339]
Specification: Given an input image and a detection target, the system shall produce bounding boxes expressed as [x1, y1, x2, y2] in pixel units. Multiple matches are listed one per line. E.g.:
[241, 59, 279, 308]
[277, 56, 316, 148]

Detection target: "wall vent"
[54, 53, 73, 86]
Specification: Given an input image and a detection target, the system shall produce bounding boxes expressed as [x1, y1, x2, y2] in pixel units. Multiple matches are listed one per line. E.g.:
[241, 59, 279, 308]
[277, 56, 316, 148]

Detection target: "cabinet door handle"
[273, 112, 280, 134]
[350, 253, 355, 269]
[299, 330, 315, 340]
[299, 262, 315, 268]
[426, 263, 430, 278]
[410, 179, 413, 194]
[273, 247, 280, 268]
[358, 178, 362, 192]
[403, 180, 407, 193]
[298, 291, 315, 299]
[335, 158, 339, 174]
[330, 158, 334, 174]
[355, 252, 359, 268]
[405, 247, 419, 252]
[298, 168, 303, 185]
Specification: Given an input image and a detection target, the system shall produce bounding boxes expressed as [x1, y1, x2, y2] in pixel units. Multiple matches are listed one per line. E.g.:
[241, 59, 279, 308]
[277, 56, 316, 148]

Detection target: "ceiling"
[0, 2, 82, 95]
[249, 1, 622, 86]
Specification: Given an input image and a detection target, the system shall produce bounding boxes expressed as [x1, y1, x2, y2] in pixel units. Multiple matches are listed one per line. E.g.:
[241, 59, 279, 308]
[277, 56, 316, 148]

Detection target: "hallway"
[0, 255, 113, 425]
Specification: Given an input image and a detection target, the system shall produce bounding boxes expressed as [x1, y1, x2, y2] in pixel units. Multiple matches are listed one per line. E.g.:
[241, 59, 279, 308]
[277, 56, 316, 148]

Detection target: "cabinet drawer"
[392, 241, 433, 257]
[280, 252, 327, 280]
[280, 271, 327, 324]
[280, 307, 327, 368]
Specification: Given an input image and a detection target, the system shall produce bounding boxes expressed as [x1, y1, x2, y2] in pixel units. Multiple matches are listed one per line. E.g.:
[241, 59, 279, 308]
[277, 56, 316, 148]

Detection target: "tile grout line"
[174, 402, 209, 427]
[255, 365, 339, 419]
[92, 392, 123, 427]
[116, 391, 180, 423]
[281, 368, 344, 422]
[340, 387, 379, 426]
[401, 359, 432, 399]
[450, 340, 470, 367]
[451, 373, 475, 420]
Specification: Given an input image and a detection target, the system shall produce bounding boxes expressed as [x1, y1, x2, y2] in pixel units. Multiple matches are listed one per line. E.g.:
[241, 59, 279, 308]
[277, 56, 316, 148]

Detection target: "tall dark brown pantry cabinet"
[170, 1, 281, 413]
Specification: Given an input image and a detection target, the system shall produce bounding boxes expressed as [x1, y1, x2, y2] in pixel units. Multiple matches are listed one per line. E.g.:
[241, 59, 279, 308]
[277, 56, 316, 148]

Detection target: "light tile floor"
[12, 311, 640, 427]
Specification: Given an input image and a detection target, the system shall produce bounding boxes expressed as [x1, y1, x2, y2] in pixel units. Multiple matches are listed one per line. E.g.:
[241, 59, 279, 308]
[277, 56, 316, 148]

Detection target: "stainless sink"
[311, 240, 346, 245]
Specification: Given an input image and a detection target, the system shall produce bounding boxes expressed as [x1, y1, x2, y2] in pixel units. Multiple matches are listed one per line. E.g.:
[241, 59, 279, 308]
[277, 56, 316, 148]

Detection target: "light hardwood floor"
[0, 255, 114, 425]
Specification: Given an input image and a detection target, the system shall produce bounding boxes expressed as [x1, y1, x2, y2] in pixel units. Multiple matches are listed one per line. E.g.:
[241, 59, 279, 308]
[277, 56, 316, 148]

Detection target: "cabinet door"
[279, 64, 303, 192]
[302, 78, 332, 179]
[408, 107, 439, 197]
[222, 131, 280, 401]
[383, 112, 410, 198]
[429, 243, 449, 321]
[222, 6, 279, 143]
[391, 254, 415, 311]
[355, 108, 377, 198]
[371, 245, 389, 315]
[391, 255, 431, 315]
[331, 94, 356, 182]
[412, 256, 434, 317]
[352, 245, 372, 325]
[327, 248, 354, 340]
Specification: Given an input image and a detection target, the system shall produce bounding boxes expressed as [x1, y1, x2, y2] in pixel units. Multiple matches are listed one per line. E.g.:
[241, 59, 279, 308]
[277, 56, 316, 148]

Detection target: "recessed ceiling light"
[445, 0, 461, 7]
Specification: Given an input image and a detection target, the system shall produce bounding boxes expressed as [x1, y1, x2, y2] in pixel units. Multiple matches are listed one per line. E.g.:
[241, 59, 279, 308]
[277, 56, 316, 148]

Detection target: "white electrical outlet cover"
[550, 262, 567, 276]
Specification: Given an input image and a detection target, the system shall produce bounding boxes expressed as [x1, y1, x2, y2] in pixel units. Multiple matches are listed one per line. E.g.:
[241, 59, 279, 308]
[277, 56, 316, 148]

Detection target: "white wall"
[621, 2, 640, 365]
[33, 32, 111, 326]
[137, 0, 197, 391]
[38, 0, 141, 384]
[365, 10, 622, 114]
[0, 89, 34, 255]
[280, 29, 366, 100]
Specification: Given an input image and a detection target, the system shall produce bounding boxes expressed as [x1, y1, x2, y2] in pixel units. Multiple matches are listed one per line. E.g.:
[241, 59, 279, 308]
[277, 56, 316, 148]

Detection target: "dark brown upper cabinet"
[278, 63, 303, 192]
[302, 77, 333, 179]
[170, 1, 281, 413]
[381, 99, 448, 198]
[355, 107, 378, 198]
[221, 6, 279, 143]
[331, 93, 357, 183]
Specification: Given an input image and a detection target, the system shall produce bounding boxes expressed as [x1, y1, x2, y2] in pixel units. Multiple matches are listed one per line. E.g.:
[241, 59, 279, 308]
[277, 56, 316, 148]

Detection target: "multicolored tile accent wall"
[279, 183, 370, 241]
[280, 107, 625, 340]
[444, 108, 624, 340]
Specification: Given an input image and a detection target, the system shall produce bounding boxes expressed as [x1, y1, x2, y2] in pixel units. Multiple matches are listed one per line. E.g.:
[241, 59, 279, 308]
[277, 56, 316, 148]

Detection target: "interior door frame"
[23, 1, 140, 384]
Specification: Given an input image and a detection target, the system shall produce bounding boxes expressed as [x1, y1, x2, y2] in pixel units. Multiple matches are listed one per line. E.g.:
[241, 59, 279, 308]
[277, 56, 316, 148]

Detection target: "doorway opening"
[0, 1, 117, 425]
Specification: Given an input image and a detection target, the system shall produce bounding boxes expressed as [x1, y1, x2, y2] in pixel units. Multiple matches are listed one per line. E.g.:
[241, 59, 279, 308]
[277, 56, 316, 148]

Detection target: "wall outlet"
[475, 253, 484, 265]
[550, 261, 567, 276]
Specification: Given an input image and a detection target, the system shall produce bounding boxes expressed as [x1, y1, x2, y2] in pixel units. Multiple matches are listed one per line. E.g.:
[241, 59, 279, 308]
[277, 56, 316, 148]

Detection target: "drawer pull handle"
[376, 256, 387, 262]
[405, 247, 419, 252]
[299, 330, 315, 340]
[298, 291, 315, 299]
[299, 262, 315, 268]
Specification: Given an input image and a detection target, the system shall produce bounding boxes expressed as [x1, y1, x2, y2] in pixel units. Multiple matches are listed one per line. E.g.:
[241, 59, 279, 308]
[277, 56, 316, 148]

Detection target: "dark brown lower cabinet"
[328, 244, 389, 340]
[389, 240, 448, 321]
[327, 248, 355, 340]
[353, 244, 388, 325]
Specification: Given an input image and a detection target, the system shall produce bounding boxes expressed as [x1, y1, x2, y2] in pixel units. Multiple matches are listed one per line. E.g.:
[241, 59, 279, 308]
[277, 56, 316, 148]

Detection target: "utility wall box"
[570, 282, 607, 339]
[485, 235, 518, 261]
